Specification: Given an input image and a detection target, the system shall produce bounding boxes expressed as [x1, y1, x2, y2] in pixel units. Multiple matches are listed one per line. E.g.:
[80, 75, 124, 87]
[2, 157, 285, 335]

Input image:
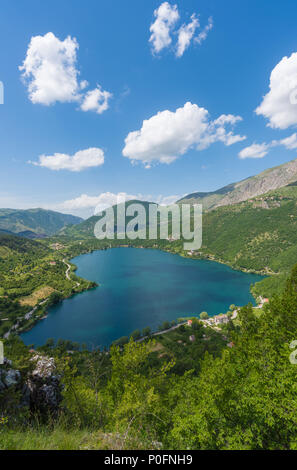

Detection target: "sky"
[1, 0, 297, 218]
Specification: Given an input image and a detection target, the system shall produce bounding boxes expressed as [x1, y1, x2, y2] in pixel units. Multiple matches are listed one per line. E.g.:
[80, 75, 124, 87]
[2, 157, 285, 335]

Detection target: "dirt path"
[63, 259, 80, 287]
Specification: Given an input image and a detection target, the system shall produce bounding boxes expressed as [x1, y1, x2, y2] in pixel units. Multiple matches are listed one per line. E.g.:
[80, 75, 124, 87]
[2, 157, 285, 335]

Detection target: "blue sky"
[1, 0, 297, 217]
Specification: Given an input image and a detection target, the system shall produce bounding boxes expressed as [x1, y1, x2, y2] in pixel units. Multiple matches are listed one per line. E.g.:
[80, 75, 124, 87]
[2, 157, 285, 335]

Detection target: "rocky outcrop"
[25, 355, 62, 413]
[0, 354, 62, 415]
[0, 358, 19, 391]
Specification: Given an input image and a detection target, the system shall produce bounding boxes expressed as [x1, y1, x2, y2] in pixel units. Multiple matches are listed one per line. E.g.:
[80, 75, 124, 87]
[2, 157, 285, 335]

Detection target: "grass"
[19, 286, 55, 307]
[0, 427, 106, 450]
[0, 426, 157, 450]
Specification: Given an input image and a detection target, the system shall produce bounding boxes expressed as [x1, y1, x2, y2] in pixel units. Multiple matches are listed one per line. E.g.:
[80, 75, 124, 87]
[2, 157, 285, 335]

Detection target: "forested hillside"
[0, 234, 96, 337]
[0, 209, 82, 237]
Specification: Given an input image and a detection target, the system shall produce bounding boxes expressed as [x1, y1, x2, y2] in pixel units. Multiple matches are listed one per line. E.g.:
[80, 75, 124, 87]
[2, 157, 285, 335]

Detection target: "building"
[50, 243, 65, 251]
[214, 314, 229, 325]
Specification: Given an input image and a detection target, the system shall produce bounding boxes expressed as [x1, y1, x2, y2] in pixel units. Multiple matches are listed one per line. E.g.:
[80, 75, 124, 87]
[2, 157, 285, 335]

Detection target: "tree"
[162, 321, 170, 331]
[112, 336, 129, 347]
[49, 291, 63, 304]
[57, 338, 66, 349]
[45, 338, 54, 348]
[200, 312, 209, 320]
[192, 318, 202, 331]
[131, 329, 141, 340]
[142, 326, 151, 337]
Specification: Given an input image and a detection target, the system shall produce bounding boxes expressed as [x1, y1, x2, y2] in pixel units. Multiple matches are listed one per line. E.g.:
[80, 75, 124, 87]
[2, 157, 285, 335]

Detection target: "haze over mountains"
[178, 157, 297, 210]
[0, 209, 82, 238]
[2, 157, 297, 239]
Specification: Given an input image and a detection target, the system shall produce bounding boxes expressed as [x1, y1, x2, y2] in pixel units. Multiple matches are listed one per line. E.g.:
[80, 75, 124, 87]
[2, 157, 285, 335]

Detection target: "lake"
[21, 248, 264, 348]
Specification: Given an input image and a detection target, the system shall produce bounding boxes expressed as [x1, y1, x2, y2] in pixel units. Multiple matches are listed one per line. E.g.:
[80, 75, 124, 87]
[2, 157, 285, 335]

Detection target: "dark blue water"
[21, 248, 263, 348]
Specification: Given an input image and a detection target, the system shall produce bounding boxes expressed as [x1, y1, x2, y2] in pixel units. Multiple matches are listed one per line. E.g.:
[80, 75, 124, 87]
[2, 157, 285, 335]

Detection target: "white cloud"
[20, 32, 112, 113]
[238, 132, 297, 159]
[195, 17, 213, 45]
[19, 32, 81, 105]
[80, 86, 112, 114]
[154, 194, 181, 205]
[256, 52, 297, 129]
[238, 143, 270, 159]
[123, 102, 246, 166]
[149, 2, 179, 54]
[57, 191, 182, 218]
[198, 114, 246, 149]
[279, 132, 297, 150]
[30, 148, 105, 172]
[149, 4, 213, 57]
[176, 14, 199, 58]
[61, 192, 132, 212]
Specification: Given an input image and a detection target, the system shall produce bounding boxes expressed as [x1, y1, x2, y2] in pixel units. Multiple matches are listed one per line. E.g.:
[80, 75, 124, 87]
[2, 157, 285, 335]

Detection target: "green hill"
[0, 208, 82, 237]
[59, 200, 152, 238]
[0, 233, 50, 260]
[199, 185, 297, 273]
[0, 233, 95, 337]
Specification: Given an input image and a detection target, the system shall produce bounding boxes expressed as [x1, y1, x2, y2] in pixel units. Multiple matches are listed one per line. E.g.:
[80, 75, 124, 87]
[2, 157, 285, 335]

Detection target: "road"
[63, 259, 80, 287]
[3, 261, 80, 340]
[138, 322, 188, 342]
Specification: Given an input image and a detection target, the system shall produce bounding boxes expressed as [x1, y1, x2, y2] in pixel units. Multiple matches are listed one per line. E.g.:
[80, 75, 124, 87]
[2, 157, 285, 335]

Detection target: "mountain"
[0, 208, 83, 237]
[178, 157, 297, 210]
[59, 200, 152, 238]
[0, 228, 15, 236]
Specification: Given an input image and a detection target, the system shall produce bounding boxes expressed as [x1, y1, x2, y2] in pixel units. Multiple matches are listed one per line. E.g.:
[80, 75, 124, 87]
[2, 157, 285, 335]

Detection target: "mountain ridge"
[0, 208, 83, 237]
[177, 157, 297, 210]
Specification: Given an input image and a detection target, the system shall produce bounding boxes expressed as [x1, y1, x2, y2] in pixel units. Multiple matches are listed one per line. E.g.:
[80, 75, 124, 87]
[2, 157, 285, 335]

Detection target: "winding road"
[63, 259, 80, 287]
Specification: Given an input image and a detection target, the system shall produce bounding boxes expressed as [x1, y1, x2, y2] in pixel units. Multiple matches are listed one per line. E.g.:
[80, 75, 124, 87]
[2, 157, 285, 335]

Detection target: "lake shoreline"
[20, 247, 264, 348]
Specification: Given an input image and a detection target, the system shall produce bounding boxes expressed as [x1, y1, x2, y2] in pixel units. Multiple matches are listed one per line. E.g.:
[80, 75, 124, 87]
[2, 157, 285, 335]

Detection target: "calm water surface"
[21, 248, 264, 348]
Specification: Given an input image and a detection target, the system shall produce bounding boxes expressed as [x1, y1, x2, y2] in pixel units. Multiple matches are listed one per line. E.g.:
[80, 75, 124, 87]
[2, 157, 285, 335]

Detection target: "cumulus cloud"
[195, 16, 213, 45]
[122, 102, 246, 166]
[176, 14, 199, 58]
[19, 32, 81, 105]
[60, 192, 134, 213]
[238, 132, 297, 159]
[19, 32, 111, 113]
[256, 52, 297, 129]
[29, 148, 105, 172]
[238, 143, 270, 159]
[80, 86, 112, 114]
[149, 3, 213, 57]
[57, 191, 182, 218]
[149, 2, 179, 54]
[279, 132, 297, 150]
[198, 114, 246, 149]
